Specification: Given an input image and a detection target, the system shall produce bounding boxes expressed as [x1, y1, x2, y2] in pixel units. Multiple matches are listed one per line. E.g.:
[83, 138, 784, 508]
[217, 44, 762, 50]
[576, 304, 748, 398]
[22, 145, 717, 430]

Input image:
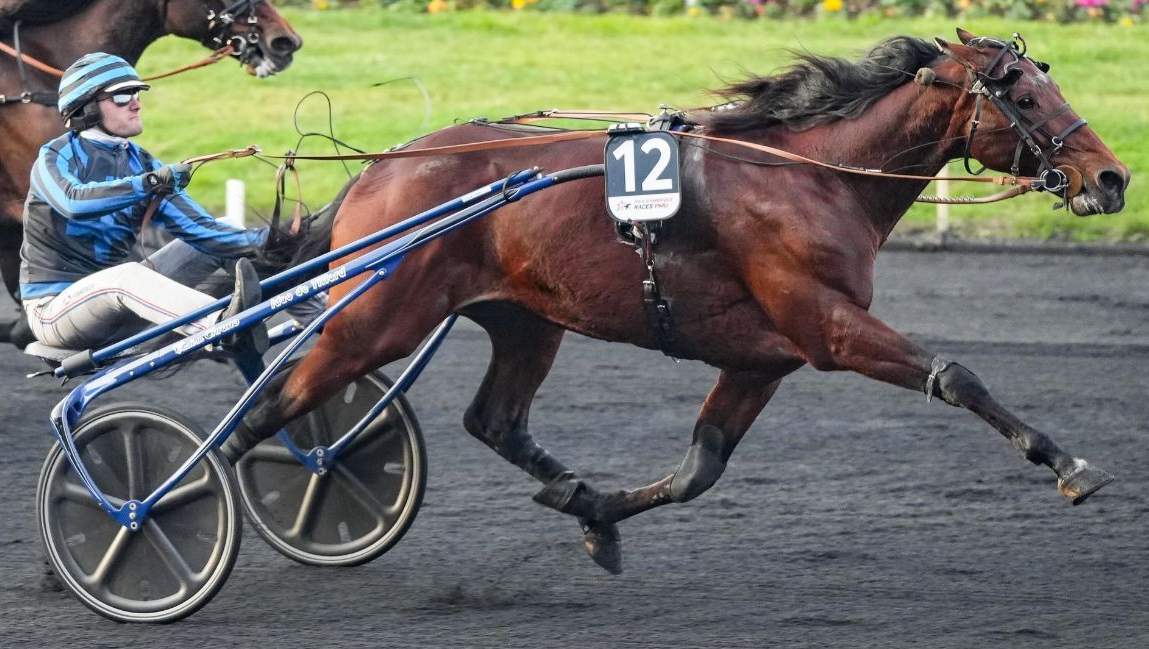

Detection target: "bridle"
[0, 0, 269, 105]
[959, 34, 1089, 198]
[204, 0, 265, 61]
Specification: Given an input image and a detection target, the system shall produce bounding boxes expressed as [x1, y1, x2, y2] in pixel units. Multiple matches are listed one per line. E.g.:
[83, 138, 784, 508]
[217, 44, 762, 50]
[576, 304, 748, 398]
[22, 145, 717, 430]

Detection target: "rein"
[137, 145, 261, 243]
[0, 40, 235, 81]
[257, 119, 1048, 199]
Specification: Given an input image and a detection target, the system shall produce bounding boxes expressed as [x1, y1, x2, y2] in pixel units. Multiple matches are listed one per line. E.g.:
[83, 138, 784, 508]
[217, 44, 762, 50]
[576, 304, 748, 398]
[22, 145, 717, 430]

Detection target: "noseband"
[960, 34, 1088, 197]
[206, 0, 266, 58]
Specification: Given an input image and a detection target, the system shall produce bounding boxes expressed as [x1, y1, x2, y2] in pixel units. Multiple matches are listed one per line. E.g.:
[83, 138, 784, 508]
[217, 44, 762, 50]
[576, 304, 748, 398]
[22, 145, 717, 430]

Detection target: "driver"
[19, 52, 273, 353]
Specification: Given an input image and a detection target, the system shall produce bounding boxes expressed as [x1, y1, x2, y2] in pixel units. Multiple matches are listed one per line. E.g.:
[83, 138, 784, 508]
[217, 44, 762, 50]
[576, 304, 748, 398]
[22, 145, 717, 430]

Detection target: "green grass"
[133, 9, 1149, 239]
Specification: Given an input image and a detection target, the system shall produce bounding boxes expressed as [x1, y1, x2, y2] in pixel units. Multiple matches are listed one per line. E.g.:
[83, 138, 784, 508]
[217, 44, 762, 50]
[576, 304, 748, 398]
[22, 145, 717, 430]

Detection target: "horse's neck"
[22, 0, 166, 68]
[783, 82, 966, 239]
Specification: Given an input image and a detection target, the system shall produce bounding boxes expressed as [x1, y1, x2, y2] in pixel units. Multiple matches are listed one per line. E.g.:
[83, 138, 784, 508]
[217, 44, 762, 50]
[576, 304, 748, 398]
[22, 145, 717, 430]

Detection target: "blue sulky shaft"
[46, 164, 604, 530]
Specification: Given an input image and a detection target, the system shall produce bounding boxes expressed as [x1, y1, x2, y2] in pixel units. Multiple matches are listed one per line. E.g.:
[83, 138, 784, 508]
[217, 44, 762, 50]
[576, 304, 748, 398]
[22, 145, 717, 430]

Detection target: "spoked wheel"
[36, 404, 242, 623]
[236, 362, 426, 566]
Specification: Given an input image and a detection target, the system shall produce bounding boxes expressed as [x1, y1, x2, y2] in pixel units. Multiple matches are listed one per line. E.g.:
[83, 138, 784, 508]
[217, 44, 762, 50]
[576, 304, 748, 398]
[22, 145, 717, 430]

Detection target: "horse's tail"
[254, 172, 360, 280]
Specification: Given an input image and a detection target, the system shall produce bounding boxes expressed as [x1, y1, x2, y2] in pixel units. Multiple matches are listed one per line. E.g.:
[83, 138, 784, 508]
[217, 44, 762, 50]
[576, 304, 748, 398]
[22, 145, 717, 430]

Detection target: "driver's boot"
[218, 258, 269, 355]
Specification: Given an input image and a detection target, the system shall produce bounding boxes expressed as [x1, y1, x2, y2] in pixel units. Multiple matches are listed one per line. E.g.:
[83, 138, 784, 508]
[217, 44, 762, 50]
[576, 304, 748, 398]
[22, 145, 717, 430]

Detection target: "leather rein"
[255, 111, 1057, 205]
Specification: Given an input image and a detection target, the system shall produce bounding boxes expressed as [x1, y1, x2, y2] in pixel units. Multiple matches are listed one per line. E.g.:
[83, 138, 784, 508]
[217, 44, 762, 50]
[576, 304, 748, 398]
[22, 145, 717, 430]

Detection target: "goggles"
[102, 90, 141, 107]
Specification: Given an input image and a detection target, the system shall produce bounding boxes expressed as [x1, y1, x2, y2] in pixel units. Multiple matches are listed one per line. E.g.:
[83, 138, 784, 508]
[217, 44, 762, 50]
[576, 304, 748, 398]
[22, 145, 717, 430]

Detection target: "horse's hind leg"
[534, 368, 789, 535]
[222, 287, 452, 458]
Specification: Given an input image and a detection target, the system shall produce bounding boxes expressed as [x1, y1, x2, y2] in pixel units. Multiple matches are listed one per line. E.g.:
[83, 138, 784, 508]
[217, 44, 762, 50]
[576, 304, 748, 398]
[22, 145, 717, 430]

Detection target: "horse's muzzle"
[1071, 167, 1129, 216]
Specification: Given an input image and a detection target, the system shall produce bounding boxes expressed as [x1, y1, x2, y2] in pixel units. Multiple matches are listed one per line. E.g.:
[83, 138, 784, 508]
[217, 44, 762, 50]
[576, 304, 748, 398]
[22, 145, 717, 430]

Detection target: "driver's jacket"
[19, 131, 268, 300]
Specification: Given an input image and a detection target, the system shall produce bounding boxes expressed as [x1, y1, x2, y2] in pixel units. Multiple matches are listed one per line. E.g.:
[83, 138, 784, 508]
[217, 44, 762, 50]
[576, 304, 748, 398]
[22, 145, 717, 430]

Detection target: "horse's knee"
[805, 305, 858, 371]
[669, 425, 729, 502]
[931, 360, 990, 407]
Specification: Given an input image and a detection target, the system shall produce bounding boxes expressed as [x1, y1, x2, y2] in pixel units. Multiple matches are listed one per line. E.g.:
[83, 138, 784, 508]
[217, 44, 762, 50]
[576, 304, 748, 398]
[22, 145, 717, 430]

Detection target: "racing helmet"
[57, 52, 150, 130]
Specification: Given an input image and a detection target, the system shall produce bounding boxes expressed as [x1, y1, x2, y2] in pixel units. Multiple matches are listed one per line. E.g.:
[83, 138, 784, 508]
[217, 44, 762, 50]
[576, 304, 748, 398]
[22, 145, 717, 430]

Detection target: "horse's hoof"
[581, 519, 623, 575]
[1057, 459, 1114, 505]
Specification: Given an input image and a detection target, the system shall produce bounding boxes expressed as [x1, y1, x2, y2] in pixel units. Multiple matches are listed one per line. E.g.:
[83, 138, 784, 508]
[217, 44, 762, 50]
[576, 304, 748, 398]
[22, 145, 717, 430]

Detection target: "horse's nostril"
[270, 35, 300, 55]
[1097, 169, 1126, 198]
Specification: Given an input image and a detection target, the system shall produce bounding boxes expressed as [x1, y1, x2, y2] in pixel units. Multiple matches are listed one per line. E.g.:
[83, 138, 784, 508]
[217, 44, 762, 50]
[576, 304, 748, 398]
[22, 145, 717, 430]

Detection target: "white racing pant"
[26, 239, 228, 349]
[26, 263, 219, 348]
[25, 240, 327, 350]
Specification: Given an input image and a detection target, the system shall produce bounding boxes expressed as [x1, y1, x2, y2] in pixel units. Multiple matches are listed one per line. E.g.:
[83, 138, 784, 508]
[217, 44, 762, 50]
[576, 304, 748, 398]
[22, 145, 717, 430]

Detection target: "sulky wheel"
[235, 362, 426, 567]
[36, 404, 242, 623]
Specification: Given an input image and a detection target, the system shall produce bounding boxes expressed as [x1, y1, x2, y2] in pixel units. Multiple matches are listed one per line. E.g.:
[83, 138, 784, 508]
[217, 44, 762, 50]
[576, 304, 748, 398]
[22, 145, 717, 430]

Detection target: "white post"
[224, 179, 246, 229]
[935, 166, 950, 238]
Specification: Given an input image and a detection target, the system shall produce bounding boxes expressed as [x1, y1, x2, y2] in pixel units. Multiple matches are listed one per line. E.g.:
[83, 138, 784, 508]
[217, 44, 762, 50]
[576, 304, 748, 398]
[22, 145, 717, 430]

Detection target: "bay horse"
[0, 0, 302, 309]
[228, 29, 1130, 574]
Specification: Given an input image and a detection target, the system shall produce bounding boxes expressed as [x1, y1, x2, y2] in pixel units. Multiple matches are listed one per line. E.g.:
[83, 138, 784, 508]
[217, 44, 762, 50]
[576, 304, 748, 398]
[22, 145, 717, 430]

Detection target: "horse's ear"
[955, 27, 977, 45]
[934, 37, 978, 70]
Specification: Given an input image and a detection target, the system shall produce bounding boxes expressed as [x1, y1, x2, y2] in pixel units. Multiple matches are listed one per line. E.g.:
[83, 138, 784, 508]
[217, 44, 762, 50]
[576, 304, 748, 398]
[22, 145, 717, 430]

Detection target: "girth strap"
[636, 223, 676, 357]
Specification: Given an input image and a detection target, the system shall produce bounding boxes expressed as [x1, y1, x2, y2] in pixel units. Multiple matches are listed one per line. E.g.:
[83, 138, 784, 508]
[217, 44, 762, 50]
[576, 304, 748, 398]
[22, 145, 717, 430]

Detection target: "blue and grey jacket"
[19, 131, 268, 300]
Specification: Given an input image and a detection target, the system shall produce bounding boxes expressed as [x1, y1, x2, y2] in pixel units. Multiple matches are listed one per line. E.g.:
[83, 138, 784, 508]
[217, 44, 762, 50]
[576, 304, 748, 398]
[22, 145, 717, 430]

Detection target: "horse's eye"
[1017, 96, 1036, 110]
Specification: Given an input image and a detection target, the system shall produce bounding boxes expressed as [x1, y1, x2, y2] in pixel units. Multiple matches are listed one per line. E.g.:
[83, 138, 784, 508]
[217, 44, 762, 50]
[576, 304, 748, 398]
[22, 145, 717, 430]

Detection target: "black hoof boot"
[580, 518, 623, 575]
[1058, 458, 1114, 505]
[533, 472, 584, 512]
[218, 421, 265, 465]
[669, 424, 728, 503]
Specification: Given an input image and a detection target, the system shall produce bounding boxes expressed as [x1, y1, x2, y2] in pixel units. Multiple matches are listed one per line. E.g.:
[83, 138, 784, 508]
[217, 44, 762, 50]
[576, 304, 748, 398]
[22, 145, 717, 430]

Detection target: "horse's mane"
[699, 36, 941, 133]
[0, 0, 97, 35]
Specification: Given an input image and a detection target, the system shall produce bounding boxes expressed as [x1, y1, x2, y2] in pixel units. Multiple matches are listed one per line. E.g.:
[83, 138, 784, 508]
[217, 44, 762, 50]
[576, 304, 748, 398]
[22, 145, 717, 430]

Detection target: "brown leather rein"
[139, 144, 262, 233]
[0, 42, 235, 81]
[253, 114, 1043, 205]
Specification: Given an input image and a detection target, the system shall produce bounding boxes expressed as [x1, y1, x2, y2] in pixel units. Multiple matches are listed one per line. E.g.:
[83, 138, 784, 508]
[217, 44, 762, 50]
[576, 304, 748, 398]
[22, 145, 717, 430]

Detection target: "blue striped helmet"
[57, 52, 150, 120]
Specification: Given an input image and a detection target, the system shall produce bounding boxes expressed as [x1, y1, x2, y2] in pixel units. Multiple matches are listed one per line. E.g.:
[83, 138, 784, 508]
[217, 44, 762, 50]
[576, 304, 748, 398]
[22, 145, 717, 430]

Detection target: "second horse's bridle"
[205, 0, 265, 60]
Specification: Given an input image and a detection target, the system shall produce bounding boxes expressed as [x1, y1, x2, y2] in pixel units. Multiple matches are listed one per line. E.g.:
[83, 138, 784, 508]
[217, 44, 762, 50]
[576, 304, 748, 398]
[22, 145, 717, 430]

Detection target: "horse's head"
[934, 28, 1129, 216]
[163, 0, 303, 78]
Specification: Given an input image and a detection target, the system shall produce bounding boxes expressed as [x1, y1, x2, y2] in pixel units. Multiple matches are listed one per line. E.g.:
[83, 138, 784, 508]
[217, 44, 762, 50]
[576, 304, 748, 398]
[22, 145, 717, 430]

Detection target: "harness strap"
[637, 223, 676, 357]
[12, 21, 28, 87]
[270, 152, 304, 244]
[963, 91, 986, 176]
[0, 19, 55, 106]
[0, 90, 54, 105]
[1053, 118, 1087, 153]
[499, 108, 655, 123]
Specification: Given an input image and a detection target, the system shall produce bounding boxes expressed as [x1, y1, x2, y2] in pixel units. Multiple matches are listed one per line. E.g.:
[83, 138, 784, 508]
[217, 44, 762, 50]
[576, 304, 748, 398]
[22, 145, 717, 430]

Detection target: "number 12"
[612, 138, 673, 193]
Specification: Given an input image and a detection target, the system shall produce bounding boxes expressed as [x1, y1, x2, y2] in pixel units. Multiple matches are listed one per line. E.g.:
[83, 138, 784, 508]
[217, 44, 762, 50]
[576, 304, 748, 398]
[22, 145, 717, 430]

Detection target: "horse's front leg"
[772, 287, 1112, 504]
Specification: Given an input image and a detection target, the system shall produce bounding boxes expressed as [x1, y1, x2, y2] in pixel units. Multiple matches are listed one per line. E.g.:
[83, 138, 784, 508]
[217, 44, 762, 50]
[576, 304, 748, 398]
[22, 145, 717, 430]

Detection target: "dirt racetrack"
[1, 249, 1148, 648]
